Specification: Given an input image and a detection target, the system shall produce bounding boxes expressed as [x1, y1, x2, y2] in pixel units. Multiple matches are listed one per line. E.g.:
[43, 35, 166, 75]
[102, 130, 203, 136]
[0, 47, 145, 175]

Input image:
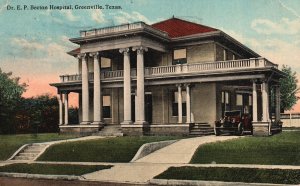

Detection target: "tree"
[15, 95, 60, 133]
[0, 68, 27, 133]
[279, 65, 300, 111]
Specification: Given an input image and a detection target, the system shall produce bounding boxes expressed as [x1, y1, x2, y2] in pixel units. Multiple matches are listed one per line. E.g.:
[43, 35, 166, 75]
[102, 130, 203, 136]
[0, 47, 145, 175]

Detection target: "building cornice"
[70, 22, 170, 44]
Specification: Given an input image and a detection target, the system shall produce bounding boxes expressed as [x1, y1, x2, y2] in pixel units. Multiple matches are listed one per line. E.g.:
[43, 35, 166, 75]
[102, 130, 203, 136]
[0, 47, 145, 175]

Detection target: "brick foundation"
[121, 124, 190, 136]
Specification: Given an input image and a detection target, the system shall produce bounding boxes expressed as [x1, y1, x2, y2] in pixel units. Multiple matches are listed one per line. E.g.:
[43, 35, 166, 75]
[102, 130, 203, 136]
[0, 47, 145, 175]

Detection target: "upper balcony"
[59, 58, 278, 83]
[79, 22, 168, 38]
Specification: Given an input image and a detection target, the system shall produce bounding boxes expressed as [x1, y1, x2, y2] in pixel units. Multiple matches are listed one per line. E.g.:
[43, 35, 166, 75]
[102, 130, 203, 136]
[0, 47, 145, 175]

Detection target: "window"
[249, 95, 252, 106]
[173, 49, 187, 65]
[101, 57, 111, 71]
[172, 91, 186, 116]
[102, 95, 111, 118]
[223, 49, 227, 61]
[222, 91, 230, 116]
[222, 91, 230, 104]
[236, 94, 243, 106]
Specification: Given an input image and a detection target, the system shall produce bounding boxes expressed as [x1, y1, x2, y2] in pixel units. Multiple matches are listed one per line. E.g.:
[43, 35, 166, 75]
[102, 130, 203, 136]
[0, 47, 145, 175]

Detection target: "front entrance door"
[131, 93, 152, 123]
[145, 94, 152, 124]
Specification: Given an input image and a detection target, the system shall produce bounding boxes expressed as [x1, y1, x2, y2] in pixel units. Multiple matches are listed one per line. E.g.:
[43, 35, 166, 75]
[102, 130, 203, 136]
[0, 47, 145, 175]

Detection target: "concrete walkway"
[83, 163, 170, 183]
[83, 136, 240, 183]
[136, 136, 240, 164]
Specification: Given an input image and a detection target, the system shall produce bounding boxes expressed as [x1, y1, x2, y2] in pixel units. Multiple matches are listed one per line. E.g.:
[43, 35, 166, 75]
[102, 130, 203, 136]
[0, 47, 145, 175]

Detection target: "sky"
[0, 0, 300, 111]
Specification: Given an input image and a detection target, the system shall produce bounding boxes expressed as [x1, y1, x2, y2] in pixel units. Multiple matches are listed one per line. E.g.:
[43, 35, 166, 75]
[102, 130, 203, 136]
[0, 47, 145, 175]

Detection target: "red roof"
[152, 18, 217, 38]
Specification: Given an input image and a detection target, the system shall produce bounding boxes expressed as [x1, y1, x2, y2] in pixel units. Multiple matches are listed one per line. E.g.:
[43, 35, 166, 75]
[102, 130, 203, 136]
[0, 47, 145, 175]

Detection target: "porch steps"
[11, 143, 49, 161]
[189, 123, 215, 136]
[97, 125, 123, 136]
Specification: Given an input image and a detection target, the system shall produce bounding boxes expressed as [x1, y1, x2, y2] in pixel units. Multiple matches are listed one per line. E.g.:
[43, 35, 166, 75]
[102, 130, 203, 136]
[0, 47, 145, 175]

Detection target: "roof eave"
[220, 31, 260, 58]
[170, 30, 222, 42]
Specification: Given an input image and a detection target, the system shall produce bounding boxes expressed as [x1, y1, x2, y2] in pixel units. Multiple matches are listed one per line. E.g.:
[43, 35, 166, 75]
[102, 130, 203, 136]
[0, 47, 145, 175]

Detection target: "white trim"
[59, 125, 100, 128]
[121, 124, 189, 128]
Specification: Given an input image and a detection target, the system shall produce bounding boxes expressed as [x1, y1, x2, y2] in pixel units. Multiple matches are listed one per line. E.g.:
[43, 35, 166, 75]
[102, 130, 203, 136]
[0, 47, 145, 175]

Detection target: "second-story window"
[173, 48, 187, 65]
[223, 49, 227, 61]
[101, 57, 111, 71]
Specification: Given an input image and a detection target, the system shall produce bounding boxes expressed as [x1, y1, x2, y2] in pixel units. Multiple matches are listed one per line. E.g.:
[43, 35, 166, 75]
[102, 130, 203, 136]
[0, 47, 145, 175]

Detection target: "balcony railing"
[80, 22, 168, 38]
[59, 58, 278, 83]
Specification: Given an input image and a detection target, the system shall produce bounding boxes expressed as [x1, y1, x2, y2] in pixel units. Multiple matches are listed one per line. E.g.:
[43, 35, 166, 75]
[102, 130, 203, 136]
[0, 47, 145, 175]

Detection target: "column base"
[80, 121, 91, 125]
[252, 121, 271, 136]
[91, 121, 104, 126]
[121, 120, 133, 125]
[134, 121, 148, 125]
[121, 124, 190, 136]
[59, 124, 100, 136]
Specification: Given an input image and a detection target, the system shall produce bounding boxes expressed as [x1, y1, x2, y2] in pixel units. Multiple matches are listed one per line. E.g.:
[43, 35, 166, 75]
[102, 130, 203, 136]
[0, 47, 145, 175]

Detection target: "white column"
[185, 84, 191, 123]
[91, 52, 102, 125]
[262, 81, 270, 122]
[275, 85, 281, 121]
[63, 93, 69, 125]
[133, 46, 148, 124]
[177, 84, 183, 123]
[119, 48, 132, 124]
[80, 54, 90, 124]
[78, 59, 82, 74]
[58, 93, 63, 125]
[252, 81, 258, 122]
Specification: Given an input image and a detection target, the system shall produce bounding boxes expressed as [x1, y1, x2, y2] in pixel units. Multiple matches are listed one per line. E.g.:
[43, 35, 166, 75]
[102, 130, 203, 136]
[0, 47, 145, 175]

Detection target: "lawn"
[155, 166, 300, 185]
[0, 163, 112, 175]
[191, 131, 300, 165]
[38, 136, 182, 162]
[0, 133, 77, 160]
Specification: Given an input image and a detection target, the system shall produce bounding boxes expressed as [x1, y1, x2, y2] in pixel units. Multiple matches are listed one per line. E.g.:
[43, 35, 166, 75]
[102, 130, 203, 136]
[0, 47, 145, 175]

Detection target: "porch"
[55, 77, 282, 136]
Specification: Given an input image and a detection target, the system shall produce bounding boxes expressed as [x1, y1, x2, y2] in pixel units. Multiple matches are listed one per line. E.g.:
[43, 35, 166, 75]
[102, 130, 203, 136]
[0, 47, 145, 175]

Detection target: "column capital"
[119, 48, 130, 56]
[184, 83, 191, 87]
[77, 53, 87, 60]
[89, 52, 99, 59]
[61, 91, 69, 95]
[132, 46, 148, 54]
[176, 84, 182, 88]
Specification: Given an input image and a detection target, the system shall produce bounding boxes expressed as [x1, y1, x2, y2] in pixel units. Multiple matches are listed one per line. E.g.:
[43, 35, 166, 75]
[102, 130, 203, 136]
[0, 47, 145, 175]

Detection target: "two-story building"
[50, 17, 284, 136]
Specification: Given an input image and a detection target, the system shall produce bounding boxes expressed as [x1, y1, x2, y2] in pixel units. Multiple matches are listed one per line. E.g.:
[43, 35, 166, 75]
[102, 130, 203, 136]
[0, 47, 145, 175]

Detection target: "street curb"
[0, 172, 81, 181]
[131, 140, 177, 162]
[149, 179, 296, 186]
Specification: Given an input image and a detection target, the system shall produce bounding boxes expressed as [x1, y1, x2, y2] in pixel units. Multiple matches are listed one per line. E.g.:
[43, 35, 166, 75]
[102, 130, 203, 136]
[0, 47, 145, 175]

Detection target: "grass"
[38, 136, 182, 162]
[0, 133, 77, 160]
[0, 163, 112, 175]
[191, 131, 300, 165]
[155, 166, 300, 184]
